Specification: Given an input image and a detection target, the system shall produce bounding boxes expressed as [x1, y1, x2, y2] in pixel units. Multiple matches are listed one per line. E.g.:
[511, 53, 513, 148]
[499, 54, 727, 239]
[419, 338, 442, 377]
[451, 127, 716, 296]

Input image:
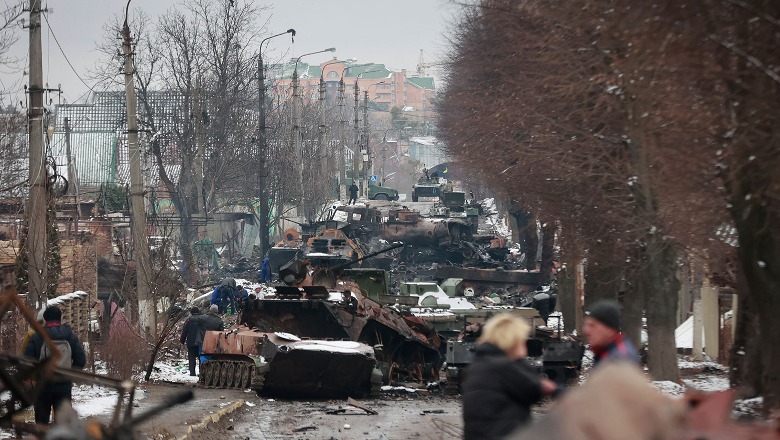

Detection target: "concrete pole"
[122, 7, 156, 338]
[318, 76, 327, 189]
[64, 118, 81, 230]
[338, 78, 346, 200]
[352, 81, 360, 197]
[292, 69, 303, 216]
[257, 54, 271, 256]
[362, 90, 370, 196]
[26, 0, 47, 309]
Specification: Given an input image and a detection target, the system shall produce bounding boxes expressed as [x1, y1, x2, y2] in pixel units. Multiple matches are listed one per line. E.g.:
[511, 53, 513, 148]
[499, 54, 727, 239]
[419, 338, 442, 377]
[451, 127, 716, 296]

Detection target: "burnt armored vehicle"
[200, 327, 377, 397]
[200, 247, 442, 395]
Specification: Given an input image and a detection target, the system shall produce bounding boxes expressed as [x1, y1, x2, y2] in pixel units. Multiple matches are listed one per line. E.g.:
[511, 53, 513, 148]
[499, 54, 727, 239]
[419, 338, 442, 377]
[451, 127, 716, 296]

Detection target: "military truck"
[346, 173, 399, 201]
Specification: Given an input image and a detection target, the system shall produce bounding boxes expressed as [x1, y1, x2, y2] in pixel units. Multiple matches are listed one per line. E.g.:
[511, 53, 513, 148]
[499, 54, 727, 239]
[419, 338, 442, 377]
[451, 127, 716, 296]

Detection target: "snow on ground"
[147, 359, 199, 384]
[678, 358, 728, 372]
[734, 397, 763, 418]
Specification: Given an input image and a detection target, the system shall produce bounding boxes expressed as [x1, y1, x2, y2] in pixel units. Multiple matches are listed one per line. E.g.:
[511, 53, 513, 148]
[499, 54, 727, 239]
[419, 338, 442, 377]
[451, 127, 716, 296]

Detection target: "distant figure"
[583, 300, 640, 367]
[25, 306, 87, 424]
[462, 313, 556, 440]
[179, 307, 204, 376]
[348, 183, 359, 205]
[341, 290, 358, 311]
[423, 167, 429, 179]
[260, 257, 272, 283]
[211, 278, 238, 314]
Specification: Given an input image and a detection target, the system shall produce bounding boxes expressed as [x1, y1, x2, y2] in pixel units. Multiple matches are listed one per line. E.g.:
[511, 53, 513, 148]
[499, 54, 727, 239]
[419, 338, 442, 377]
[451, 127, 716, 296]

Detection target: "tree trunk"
[732, 205, 780, 410]
[729, 266, 762, 394]
[644, 236, 680, 382]
[622, 275, 645, 351]
[584, 263, 620, 308]
[558, 264, 577, 334]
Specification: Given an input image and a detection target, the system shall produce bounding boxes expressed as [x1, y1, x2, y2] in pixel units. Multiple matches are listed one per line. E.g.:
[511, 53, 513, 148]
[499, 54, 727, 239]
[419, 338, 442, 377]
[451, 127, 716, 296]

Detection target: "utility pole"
[64, 118, 81, 230]
[26, 0, 47, 308]
[352, 81, 360, 197]
[122, 1, 156, 338]
[362, 90, 370, 196]
[291, 68, 303, 216]
[317, 75, 327, 188]
[338, 78, 346, 201]
[257, 53, 271, 257]
[257, 29, 295, 258]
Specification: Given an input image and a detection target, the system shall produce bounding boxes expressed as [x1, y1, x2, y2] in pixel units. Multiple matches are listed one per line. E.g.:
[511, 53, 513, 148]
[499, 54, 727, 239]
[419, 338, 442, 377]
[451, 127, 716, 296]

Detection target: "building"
[269, 58, 436, 115]
[408, 136, 449, 169]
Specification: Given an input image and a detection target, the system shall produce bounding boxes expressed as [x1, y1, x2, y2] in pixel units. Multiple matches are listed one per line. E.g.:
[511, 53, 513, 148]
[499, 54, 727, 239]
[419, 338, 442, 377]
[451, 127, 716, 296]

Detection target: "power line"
[41, 11, 95, 99]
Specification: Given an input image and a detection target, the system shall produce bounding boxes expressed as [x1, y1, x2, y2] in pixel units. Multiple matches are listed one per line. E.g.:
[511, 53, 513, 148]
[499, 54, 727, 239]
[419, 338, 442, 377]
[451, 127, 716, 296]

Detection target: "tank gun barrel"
[329, 242, 404, 272]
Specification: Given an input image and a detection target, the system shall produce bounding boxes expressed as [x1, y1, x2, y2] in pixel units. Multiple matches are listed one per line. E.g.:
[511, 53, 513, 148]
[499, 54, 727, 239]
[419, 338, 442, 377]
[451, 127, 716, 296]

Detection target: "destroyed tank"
[200, 327, 377, 397]
[381, 281, 584, 393]
[200, 244, 442, 394]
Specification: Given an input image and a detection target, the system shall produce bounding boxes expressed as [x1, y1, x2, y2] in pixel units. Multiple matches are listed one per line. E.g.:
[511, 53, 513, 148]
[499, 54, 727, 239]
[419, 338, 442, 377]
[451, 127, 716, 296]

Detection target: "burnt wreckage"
[200, 249, 442, 397]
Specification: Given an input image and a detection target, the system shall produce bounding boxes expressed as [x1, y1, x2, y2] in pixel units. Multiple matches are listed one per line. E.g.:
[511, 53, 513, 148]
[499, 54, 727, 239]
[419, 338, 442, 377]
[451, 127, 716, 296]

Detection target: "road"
[186, 393, 463, 440]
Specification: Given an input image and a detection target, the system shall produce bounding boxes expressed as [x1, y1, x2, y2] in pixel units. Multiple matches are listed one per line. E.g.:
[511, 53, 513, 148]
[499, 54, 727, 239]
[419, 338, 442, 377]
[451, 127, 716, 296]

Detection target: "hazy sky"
[1, 0, 454, 106]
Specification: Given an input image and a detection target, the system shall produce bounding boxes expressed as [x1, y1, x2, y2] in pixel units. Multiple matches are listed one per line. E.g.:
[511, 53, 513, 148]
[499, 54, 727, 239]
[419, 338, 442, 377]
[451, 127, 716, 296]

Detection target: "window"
[327, 71, 338, 78]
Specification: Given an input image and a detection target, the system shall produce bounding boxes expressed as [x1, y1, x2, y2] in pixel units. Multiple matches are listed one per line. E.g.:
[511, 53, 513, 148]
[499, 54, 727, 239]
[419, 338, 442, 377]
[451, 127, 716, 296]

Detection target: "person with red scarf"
[583, 300, 640, 366]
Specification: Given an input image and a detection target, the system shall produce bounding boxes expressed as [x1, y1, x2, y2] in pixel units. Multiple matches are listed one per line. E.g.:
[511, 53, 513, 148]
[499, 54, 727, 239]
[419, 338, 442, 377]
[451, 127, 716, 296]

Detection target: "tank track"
[199, 359, 264, 390]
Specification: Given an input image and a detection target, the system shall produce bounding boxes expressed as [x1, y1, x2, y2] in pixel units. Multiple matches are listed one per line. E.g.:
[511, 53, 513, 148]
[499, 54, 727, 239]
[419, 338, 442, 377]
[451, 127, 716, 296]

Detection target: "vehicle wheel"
[241, 364, 253, 389]
[225, 362, 236, 388]
[375, 193, 389, 201]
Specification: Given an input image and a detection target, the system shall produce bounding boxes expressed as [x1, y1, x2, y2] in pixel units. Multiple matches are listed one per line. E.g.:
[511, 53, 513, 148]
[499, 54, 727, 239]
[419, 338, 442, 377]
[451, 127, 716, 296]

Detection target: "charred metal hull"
[200, 328, 378, 397]
[261, 338, 376, 398]
[238, 297, 443, 383]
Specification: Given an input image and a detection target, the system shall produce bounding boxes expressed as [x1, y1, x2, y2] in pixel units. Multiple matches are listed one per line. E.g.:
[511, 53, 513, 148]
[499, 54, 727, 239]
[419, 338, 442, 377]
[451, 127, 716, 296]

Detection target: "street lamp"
[318, 59, 343, 196]
[292, 47, 336, 218]
[257, 28, 295, 257]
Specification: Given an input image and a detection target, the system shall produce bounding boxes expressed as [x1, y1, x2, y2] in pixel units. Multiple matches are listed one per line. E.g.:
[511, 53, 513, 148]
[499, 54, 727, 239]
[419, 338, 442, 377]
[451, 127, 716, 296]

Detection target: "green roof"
[407, 76, 435, 90]
[344, 63, 392, 79]
[49, 131, 118, 186]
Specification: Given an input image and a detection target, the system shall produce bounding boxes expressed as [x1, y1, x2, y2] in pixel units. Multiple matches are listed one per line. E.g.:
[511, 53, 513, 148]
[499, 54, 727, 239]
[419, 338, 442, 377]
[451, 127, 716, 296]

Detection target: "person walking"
[462, 313, 557, 440]
[348, 182, 359, 205]
[24, 306, 87, 424]
[179, 307, 204, 376]
[583, 300, 640, 366]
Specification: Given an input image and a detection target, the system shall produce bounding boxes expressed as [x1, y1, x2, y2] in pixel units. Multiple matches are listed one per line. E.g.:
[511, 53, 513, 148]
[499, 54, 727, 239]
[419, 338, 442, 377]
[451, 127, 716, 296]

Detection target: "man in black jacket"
[24, 306, 87, 424]
[462, 313, 556, 440]
[202, 305, 224, 332]
[348, 183, 359, 205]
[180, 307, 204, 376]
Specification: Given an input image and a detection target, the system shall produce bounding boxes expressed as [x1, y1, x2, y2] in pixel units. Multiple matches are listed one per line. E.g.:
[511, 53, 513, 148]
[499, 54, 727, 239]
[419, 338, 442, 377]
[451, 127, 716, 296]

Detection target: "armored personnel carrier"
[200, 328, 377, 397]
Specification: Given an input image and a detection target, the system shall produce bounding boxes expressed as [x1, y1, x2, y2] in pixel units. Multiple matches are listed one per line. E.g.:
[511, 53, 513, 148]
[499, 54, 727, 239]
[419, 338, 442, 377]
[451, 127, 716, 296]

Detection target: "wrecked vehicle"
[199, 317, 379, 397]
[200, 247, 443, 395]
[377, 280, 584, 393]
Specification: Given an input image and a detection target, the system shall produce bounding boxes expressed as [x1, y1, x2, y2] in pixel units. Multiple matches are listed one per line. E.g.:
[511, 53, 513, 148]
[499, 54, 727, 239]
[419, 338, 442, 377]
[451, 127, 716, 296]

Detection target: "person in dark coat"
[462, 313, 557, 440]
[180, 307, 204, 376]
[584, 300, 640, 367]
[24, 306, 87, 424]
[202, 305, 224, 332]
[348, 183, 359, 205]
